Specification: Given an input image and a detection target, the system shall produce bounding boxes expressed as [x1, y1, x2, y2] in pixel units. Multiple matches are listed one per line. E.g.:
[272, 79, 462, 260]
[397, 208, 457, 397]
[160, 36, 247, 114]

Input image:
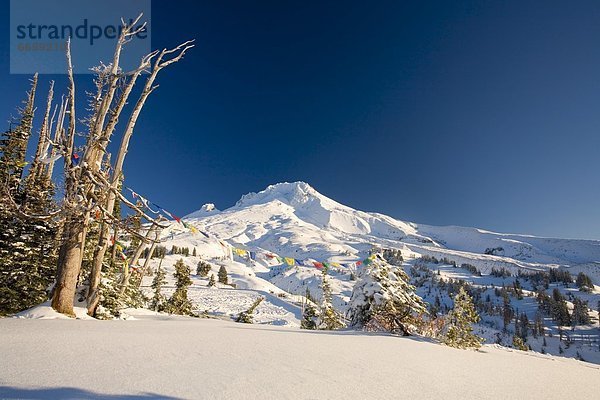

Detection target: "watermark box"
[10, 0, 151, 74]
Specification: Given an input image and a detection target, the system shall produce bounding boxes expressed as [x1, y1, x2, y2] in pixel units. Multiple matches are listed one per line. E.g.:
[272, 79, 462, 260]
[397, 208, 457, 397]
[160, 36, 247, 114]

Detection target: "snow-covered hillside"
[183, 181, 600, 277]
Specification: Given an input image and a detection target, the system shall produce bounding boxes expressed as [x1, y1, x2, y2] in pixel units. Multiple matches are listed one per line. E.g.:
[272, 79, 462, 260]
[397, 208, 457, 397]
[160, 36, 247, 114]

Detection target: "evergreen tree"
[502, 290, 513, 332]
[442, 287, 484, 349]
[518, 312, 529, 341]
[575, 272, 593, 292]
[572, 297, 591, 325]
[149, 260, 167, 312]
[165, 259, 193, 316]
[218, 265, 228, 285]
[317, 269, 345, 330]
[550, 288, 571, 326]
[208, 273, 216, 287]
[196, 260, 212, 277]
[0, 75, 58, 316]
[300, 301, 320, 330]
[0, 74, 37, 194]
[95, 261, 124, 320]
[236, 297, 263, 323]
[347, 257, 426, 335]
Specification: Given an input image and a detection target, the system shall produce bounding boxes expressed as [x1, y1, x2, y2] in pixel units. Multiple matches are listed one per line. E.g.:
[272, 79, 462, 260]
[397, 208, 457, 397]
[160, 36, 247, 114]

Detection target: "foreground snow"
[0, 315, 597, 399]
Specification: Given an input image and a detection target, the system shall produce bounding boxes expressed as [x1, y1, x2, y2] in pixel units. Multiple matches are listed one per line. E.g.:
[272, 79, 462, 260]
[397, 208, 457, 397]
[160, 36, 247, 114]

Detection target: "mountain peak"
[234, 181, 321, 208]
[185, 203, 220, 218]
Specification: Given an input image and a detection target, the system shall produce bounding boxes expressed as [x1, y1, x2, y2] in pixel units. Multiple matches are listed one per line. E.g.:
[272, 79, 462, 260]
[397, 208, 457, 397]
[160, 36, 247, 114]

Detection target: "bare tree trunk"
[52, 21, 193, 316]
[119, 223, 154, 296]
[28, 81, 54, 182]
[135, 226, 162, 289]
[45, 97, 66, 180]
[51, 217, 85, 317]
[51, 38, 82, 317]
[86, 40, 194, 315]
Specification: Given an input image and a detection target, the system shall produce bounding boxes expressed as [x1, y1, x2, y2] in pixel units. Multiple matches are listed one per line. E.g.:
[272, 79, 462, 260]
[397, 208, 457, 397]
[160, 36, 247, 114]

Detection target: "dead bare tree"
[50, 16, 194, 317]
[28, 81, 54, 183]
[86, 40, 194, 315]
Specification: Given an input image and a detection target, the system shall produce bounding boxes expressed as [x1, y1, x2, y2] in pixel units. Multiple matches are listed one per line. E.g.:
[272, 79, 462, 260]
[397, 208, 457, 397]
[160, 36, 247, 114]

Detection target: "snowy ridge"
[182, 181, 600, 277]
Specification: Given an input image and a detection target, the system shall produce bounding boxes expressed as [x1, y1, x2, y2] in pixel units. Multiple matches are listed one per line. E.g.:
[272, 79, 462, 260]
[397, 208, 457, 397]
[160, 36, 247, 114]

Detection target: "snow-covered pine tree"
[0, 75, 58, 315]
[149, 259, 167, 312]
[165, 259, 193, 316]
[572, 297, 591, 325]
[236, 296, 263, 323]
[317, 269, 345, 330]
[347, 257, 426, 335]
[196, 260, 212, 277]
[218, 265, 228, 285]
[300, 300, 320, 330]
[442, 287, 483, 349]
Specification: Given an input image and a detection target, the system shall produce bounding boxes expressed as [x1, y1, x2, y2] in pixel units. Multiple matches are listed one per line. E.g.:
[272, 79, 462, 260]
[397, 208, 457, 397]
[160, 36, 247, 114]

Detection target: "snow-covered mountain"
[139, 181, 599, 364]
[184, 181, 600, 280]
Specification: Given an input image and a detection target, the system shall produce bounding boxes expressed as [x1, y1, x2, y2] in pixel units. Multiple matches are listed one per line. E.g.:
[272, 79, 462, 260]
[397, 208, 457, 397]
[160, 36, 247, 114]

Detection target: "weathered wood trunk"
[135, 225, 162, 289]
[86, 40, 194, 315]
[50, 216, 86, 316]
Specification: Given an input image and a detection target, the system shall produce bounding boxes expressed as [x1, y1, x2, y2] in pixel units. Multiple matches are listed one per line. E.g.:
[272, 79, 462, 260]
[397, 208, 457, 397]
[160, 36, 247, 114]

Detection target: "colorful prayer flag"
[284, 257, 295, 266]
[234, 248, 247, 257]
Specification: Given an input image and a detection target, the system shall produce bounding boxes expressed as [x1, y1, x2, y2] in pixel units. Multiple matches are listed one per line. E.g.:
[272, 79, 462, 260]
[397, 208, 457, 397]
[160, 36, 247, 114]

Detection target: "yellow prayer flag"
[284, 257, 295, 266]
[235, 248, 247, 257]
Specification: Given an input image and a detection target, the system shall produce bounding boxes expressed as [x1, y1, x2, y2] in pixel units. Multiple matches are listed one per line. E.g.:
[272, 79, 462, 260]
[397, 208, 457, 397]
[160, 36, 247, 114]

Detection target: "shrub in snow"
[236, 297, 263, 323]
[442, 287, 483, 349]
[196, 260, 212, 277]
[347, 257, 426, 335]
[165, 259, 193, 316]
[512, 335, 528, 351]
[208, 274, 216, 287]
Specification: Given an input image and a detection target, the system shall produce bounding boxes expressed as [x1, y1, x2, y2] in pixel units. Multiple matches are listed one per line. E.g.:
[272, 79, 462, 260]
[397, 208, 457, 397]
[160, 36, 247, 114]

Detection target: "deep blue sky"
[1, 1, 600, 239]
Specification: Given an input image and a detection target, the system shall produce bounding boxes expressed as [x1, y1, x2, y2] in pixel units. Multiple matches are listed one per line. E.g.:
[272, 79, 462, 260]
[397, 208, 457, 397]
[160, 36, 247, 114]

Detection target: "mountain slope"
[183, 181, 600, 277]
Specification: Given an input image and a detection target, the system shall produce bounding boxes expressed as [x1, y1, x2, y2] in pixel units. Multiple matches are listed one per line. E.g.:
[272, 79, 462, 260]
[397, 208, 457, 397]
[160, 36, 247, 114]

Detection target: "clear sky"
[1, 1, 599, 239]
